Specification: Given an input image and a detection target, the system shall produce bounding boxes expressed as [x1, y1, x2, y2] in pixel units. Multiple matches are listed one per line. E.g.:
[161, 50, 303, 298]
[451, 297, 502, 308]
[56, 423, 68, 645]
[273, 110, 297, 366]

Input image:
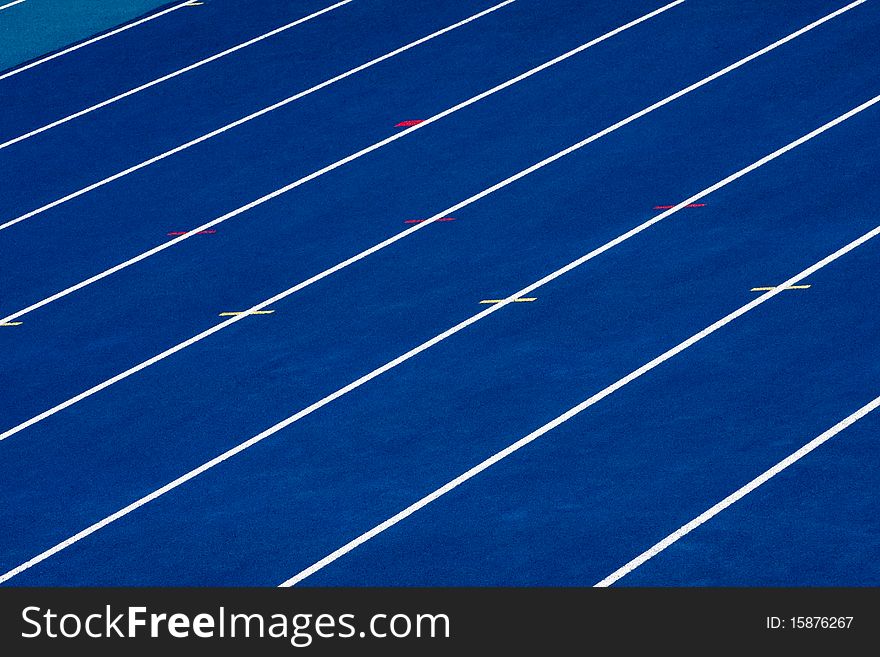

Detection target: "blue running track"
[0, 0, 877, 586]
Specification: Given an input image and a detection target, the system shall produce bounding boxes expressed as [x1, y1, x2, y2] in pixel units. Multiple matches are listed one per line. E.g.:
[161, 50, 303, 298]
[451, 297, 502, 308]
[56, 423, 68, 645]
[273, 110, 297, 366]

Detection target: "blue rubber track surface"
[0, 0, 877, 586]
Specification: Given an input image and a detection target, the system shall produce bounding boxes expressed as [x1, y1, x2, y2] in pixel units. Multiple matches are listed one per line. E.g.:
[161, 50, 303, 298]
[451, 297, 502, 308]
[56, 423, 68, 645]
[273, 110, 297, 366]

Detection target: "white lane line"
[0, 0, 523, 232]
[0, 0, 855, 325]
[2, 96, 878, 585]
[0, 0, 26, 13]
[1, 71, 875, 447]
[0, 2, 193, 81]
[596, 394, 880, 587]
[281, 224, 880, 587]
[0, 0, 352, 150]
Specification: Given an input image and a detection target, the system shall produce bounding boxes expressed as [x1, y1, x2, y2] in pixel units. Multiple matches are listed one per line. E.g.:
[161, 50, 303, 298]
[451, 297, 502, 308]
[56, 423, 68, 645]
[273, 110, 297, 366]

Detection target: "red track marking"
[395, 119, 424, 127]
[167, 229, 217, 236]
[404, 217, 456, 224]
[653, 203, 706, 210]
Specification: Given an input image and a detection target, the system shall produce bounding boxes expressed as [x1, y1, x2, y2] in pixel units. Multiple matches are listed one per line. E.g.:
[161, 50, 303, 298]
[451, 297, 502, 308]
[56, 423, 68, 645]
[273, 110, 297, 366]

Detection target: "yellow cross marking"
[750, 285, 811, 292]
[479, 298, 537, 304]
[218, 310, 275, 316]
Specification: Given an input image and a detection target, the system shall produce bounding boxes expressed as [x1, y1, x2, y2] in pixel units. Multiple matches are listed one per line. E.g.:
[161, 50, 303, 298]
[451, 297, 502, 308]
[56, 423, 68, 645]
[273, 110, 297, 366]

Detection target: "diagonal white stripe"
[0, 0, 27, 13]
[595, 394, 880, 587]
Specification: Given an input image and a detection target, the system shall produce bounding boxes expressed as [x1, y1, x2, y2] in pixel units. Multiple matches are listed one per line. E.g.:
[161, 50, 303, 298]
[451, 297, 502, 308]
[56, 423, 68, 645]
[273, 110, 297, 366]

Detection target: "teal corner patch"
[0, 0, 179, 73]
